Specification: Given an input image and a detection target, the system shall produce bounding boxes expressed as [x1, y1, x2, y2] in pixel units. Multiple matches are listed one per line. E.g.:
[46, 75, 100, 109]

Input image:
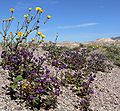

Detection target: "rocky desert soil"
[0, 40, 120, 111]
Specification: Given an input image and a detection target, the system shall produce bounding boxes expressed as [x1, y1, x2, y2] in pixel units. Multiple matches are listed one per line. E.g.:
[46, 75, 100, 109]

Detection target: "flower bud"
[29, 8, 32, 11]
[10, 8, 14, 13]
[24, 14, 29, 18]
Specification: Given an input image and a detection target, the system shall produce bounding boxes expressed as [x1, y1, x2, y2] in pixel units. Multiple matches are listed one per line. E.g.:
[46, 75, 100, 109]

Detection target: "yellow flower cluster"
[36, 7, 44, 13]
[8, 7, 52, 42]
[20, 79, 30, 89]
[22, 83, 29, 89]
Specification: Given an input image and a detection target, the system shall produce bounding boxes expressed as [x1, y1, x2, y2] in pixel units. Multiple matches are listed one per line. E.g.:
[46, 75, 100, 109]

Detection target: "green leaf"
[33, 95, 41, 106]
[14, 75, 23, 83]
[33, 108, 39, 111]
[10, 83, 18, 90]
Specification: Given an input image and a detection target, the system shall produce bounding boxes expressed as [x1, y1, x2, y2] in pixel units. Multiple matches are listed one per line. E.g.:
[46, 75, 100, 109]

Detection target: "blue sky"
[0, 0, 120, 42]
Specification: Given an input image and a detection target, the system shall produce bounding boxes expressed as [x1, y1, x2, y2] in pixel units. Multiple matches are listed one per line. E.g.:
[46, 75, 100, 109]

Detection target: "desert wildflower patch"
[0, 7, 113, 111]
[0, 7, 61, 110]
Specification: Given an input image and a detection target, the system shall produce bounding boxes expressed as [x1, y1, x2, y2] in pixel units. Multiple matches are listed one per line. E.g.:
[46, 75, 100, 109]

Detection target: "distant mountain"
[111, 36, 120, 40]
[96, 38, 114, 43]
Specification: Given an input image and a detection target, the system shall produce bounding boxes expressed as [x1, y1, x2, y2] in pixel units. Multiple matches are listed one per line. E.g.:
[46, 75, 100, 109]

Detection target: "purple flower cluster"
[36, 88, 45, 93]
[52, 60, 67, 70]
[1, 46, 61, 110]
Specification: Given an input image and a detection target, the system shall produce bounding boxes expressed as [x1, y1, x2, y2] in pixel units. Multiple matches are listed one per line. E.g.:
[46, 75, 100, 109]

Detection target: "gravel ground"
[0, 45, 120, 111]
[90, 66, 120, 111]
[0, 66, 80, 111]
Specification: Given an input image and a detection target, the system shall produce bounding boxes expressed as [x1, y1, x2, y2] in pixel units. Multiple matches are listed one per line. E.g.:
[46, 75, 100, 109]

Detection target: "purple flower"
[30, 70, 36, 74]
[59, 64, 67, 70]
[55, 88, 60, 96]
[82, 82, 89, 87]
[36, 88, 45, 93]
[44, 74, 49, 79]
[51, 77, 56, 82]
[45, 79, 50, 83]
[52, 60, 58, 66]
[29, 95, 35, 100]
[46, 69, 50, 75]
[80, 99, 89, 106]
[87, 89, 94, 94]
[35, 78, 40, 82]
[11, 56, 17, 63]
[39, 78, 44, 82]
[88, 74, 94, 82]
[18, 81, 24, 85]
[7, 66, 14, 71]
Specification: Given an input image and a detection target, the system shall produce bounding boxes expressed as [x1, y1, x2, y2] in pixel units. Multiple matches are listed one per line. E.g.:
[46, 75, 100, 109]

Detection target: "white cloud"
[57, 23, 99, 29]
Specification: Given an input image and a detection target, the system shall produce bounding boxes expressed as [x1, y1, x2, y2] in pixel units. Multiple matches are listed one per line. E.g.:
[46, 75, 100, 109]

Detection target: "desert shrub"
[42, 42, 112, 111]
[42, 42, 69, 71]
[42, 41, 69, 60]
[44, 42, 110, 72]
[0, 7, 61, 110]
[103, 44, 120, 67]
[86, 43, 101, 51]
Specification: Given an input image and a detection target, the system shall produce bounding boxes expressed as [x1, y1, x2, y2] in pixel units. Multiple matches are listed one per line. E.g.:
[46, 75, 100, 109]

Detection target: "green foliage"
[87, 44, 100, 51]
[10, 75, 24, 90]
[42, 42, 69, 59]
[103, 45, 120, 66]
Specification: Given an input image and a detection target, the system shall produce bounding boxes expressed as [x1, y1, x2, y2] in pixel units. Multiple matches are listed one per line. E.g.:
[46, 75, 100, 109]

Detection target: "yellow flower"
[36, 7, 44, 13]
[47, 15, 52, 19]
[96, 45, 99, 48]
[40, 9, 44, 13]
[22, 83, 28, 89]
[36, 7, 41, 11]
[37, 31, 42, 36]
[17, 32, 24, 37]
[10, 32, 13, 35]
[41, 34, 46, 39]
[24, 14, 29, 18]
[29, 8, 32, 11]
[10, 8, 14, 13]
